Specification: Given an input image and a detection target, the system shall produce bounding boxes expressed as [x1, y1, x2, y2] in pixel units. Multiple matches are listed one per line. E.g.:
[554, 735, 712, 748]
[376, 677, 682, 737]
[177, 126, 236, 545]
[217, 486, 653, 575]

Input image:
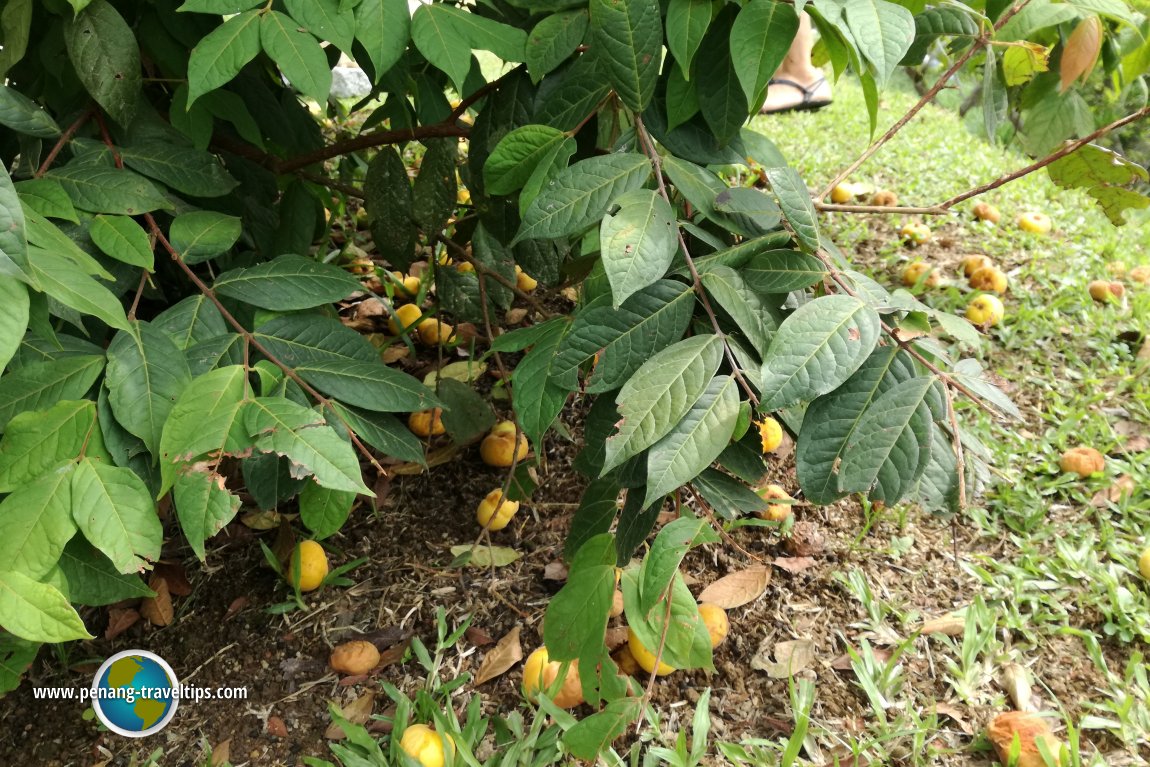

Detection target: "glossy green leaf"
[13, 179, 78, 223]
[0, 569, 91, 642]
[511, 318, 572, 446]
[600, 189, 678, 307]
[564, 699, 642, 761]
[119, 143, 239, 198]
[27, 251, 130, 332]
[354, 0, 410, 80]
[284, 0, 355, 53]
[0, 400, 94, 493]
[252, 315, 379, 366]
[412, 4, 526, 88]
[173, 466, 241, 560]
[57, 537, 155, 607]
[170, 211, 242, 264]
[693, 468, 768, 519]
[159, 365, 250, 497]
[214, 255, 362, 310]
[535, 54, 611, 131]
[564, 477, 620, 560]
[0, 466, 75, 579]
[0, 85, 60, 138]
[299, 482, 355, 540]
[844, 0, 916, 85]
[589, 0, 661, 111]
[0, 278, 29, 373]
[106, 321, 192, 456]
[186, 10, 262, 106]
[731, 0, 800, 108]
[329, 403, 426, 465]
[544, 534, 616, 660]
[178, 0, 262, 11]
[70, 457, 163, 574]
[526, 10, 589, 82]
[296, 360, 439, 413]
[0, 164, 30, 283]
[0, 355, 105, 433]
[695, 8, 747, 145]
[484, 125, 569, 195]
[742, 249, 829, 293]
[47, 165, 171, 215]
[700, 265, 772, 354]
[763, 165, 820, 252]
[153, 295, 228, 350]
[88, 215, 153, 270]
[64, 1, 141, 126]
[261, 10, 332, 104]
[0, 0, 33, 80]
[622, 566, 712, 669]
[666, 0, 713, 76]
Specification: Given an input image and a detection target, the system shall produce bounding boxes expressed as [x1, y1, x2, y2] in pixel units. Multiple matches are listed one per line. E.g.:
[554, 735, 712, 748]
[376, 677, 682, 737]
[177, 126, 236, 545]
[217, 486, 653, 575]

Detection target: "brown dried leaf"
[325, 691, 375, 740]
[999, 662, 1032, 712]
[140, 576, 173, 627]
[773, 556, 817, 574]
[210, 739, 231, 767]
[466, 626, 495, 647]
[105, 607, 140, 640]
[154, 562, 192, 596]
[224, 596, 250, 621]
[1121, 436, 1149, 453]
[390, 444, 461, 475]
[830, 646, 892, 671]
[935, 702, 973, 735]
[241, 509, 282, 530]
[697, 566, 771, 608]
[376, 638, 412, 670]
[266, 715, 288, 738]
[751, 638, 815, 678]
[1060, 15, 1102, 92]
[921, 612, 966, 636]
[505, 308, 529, 325]
[474, 625, 523, 686]
[605, 626, 630, 652]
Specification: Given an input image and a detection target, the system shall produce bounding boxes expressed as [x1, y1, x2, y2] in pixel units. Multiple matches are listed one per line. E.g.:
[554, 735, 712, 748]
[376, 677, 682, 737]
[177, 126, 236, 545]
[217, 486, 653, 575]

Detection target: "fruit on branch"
[522, 646, 584, 707]
[986, 712, 1064, 767]
[697, 603, 729, 648]
[515, 265, 538, 292]
[755, 484, 793, 522]
[902, 261, 940, 288]
[289, 541, 329, 592]
[388, 303, 424, 335]
[480, 421, 529, 467]
[329, 640, 381, 675]
[627, 629, 676, 676]
[1017, 212, 1052, 233]
[756, 415, 784, 453]
[408, 408, 446, 438]
[417, 318, 454, 346]
[899, 222, 931, 246]
[1139, 547, 1150, 580]
[476, 489, 519, 531]
[972, 202, 1002, 224]
[1058, 446, 1105, 477]
[400, 724, 455, 767]
[965, 294, 1005, 327]
[1129, 265, 1150, 285]
[870, 190, 899, 206]
[968, 266, 1009, 294]
[961, 255, 995, 277]
[1087, 280, 1124, 303]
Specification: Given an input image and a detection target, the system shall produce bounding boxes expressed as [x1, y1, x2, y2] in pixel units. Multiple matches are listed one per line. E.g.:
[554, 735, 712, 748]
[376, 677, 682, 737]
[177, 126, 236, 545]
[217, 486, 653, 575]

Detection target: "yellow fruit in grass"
[289, 541, 329, 592]
[627, 629, 675, 676]
[870, 190, 898, 207]
[965, 294, 1004, 327]
[972, 202, 1001, 224]
[480, 421, 529, 467]
[390, 271, 421, 299]
[830, 183, 861, 204]
[388, 303, 423, 335]
[968, 265, 1008, 294]
[961, 255, 995, 278]
[1058, 446, 1105, 477]
[899, 222, 931, 246]
[408, 408, 446, 438]
[755, 484, 793, 522]
[756, 416, 783, 453]
[1088, 280, 1123, 303]
[1129, 265, 1150, 285]
[697, 603, 729, 648]
[399, 724, 455, 767]
[902, 261, 939, 288]
[522, 647, 584, 708]
[1138, 547, 1150, 580]
[417, 318, 454, 346]
[476, 489, 520, 531]
[1017, 212, 1052, 233]
[516, 266, 538, 292]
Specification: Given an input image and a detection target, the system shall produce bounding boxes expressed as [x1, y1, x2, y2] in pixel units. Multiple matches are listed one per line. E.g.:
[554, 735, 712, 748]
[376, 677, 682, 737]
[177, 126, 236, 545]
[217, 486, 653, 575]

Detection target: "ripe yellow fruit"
[830, 183, 860, 204]
[289, 541, 329, 592]
[330, 640, 381, 676]
[755, 484, 793, 522]
[388, 303, 423, 335]
[972, 202, 1001, 224]
[399, 724, 455, 767]
[476, 489, 520, 531]
[390, 271, 421, 300]
[1139, 547, 1150, 580]
[1058, 446, 1105, 477]
[987, 712, 1064, 767]
[417, 319, 454, 346]
[756, 416, 783, 453]
[480, 421, 529, 467]
[965, 294, 1005, 327]
[1129, 265, 1150, 285]
[902, 261, 939, 288]
[408, 408, 446, 438]
[515, 266, 538, 292]
[969, 265, 1008, 294]
[899, 222, 931, 246]
[1088, 280, 1124, 303]
[456, 261, 475, 274]
[627, 628, 675, 676]
[522, 647, 583, 707]
[1017, 212, 1052, 234]
[870, 190, 898, 207]
[961, 255, 995, 278]
[697, 603, 729, 648]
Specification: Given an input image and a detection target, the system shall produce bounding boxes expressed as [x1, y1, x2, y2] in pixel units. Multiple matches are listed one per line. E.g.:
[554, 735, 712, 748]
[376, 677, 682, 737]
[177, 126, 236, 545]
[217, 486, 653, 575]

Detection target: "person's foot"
[760, 76, 832, 114]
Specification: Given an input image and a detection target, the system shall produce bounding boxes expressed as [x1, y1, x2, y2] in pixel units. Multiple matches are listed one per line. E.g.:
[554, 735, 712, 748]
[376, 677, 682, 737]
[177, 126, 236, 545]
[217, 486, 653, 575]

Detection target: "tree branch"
[35, 107, 94, 178]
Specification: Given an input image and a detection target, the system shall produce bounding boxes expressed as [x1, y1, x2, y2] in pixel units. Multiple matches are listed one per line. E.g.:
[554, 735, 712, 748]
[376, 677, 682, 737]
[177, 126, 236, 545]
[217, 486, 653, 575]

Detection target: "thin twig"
[944, 386, 967, 511]
[35, 107, 94, 178]
[277, 123, 468, 174]
[296, 170, 364, 199]
[815, 202, 948, 216]
[127, 270, 149, 320]
[439, 237, 557, 319]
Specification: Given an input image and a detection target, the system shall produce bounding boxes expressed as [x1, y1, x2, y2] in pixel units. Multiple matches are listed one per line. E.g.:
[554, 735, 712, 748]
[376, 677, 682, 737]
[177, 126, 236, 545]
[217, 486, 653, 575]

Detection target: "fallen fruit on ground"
[480, 421, 530, 467]
[476, 489, 520, 531]
[756, 484, 793, 522]
[961, 254, 995, 277]
[627, 629, 676, 676]
[870, 190, 898, 206]
[1058, 446, 1105, 477]
[1129, 265, 1150, 284]
[613, 644, 640, 676]
[1088, 280, 1124, 303]
[522, 647, 584, 707]
[329, 640, 380, 676]
[408, 408, 446, 438]
[965, 294, 1005, 327]
[388, 303, 424, 335]
[390, 271, 421, 299]
[902, 261, 939, 288]
[969, 265, 1009, 293]
[972, 201, 1001, 223]
[1017, 211, 1052, 233]
[610, 589, 625, 618]
[516, 266, 538, 292]
[698, 603, 729, 648]
[1139, 547, 1150, 580]
[756, 415, 784, 453]
[289, 541, 329, 592]
[987, 712, 1064, 767]
[830, 182, 864, 203]
[399, 724, 455, 767]
[417, 318, 454, 346]
[899, 222, 931, 246]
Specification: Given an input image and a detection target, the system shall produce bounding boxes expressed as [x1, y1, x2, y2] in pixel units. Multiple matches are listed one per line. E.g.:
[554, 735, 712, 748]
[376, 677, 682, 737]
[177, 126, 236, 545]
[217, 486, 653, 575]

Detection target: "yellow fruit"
[388, 303, 423, 335]
[289, 541, 329, 592]
[330, 640, 381, 676]
[627, 628, 675, 676]
[987, 712, 1064, 767]
[961, 255, 995, 278]
[870, 190, 898, 207]
[516, 266, 538, 292]
[756, 416, 783, 453]
[965, 294, 1005, 327]
[609, 589, 625, 618]
[1058, 446, 1105, 477]
[755, 484, 793, 522]
[399, 724, 455, 767]
[1017, 212, 1052, 233]
[457, 187, 471, 205]
[408, 408, 446, 438]
[697, 603, 729, 649]
[972, 202, 1001, 224]
[613, 644, 640, 676]
[480, 421, 529, 467]
[457, 261, 475, 274]
[969, 265, 1008, 294]
[899, 222, 931, 246]
[830, 183, 856, 204]
[901, 261, 939, 288]
[476, 489, 520, 531]
[1139, 547, 1150, 580]
[1088, 280, 1124, 303]
[417, 319, 454, 346]
[522, 647, 583, 708]
[1129, 265, 1150, 285]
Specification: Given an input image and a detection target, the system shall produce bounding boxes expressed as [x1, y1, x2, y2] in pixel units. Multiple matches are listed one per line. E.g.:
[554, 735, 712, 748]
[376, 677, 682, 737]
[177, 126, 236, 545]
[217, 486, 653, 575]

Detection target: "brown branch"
[944, 385, 967, 512]
[296, 170, 364, 199]
[815, 202, 949, 216]
[439, 237, 557, 319]
[276, 123, 469, 174]
[35, 107, 94, 178]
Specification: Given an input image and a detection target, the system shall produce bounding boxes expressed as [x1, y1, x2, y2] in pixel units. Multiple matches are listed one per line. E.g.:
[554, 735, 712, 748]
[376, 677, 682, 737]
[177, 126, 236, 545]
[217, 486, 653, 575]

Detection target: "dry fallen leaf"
[752, 638, 815, 678]
[449, 544, 521, 567]
[921, 612, 966, 636]
[381, 344, 410, 364]
[241, 509, 282, 530]
[466, 626, 495, 647]
[140, 576, 173, 627]
[266, 715, 288, 738]
[326, 691, 375, 740]
[605, 626, 629, 652]
[830, 646, 892, 671]
[505, 308, 528, 325]
[697, 566, 771, 608]
[935, 702, 973, 735]
[474, 626, 523, 686]
[153, 562, 192, 596]
[999, 662, 1032, 712]
[105, 607, 140, 640]
[210, 739, 231, 767]
[773, 556, 817, 575]
[543, 561, 568, 581]
[224, 596, 250, 621]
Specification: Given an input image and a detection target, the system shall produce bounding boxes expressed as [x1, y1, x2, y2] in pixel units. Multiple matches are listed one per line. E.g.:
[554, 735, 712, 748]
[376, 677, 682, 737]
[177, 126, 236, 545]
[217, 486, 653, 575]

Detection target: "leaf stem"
[35, 107, 94, 178]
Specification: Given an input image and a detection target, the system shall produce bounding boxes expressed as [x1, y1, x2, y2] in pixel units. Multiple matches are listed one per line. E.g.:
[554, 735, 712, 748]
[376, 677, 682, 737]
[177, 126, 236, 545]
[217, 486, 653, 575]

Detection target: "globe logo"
[91, 650, 179, 737]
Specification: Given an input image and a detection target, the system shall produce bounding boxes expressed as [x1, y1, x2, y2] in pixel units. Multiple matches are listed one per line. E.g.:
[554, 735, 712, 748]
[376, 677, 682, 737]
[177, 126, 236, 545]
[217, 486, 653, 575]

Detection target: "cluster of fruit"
[1088, 261, 1150, 303]
[900, 254, 1009, 328]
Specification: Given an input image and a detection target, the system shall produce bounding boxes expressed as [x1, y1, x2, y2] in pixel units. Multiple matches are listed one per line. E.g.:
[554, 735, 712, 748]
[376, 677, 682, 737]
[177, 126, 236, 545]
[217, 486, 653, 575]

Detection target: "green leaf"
[284, 0, 355, 53]
[173, 466, 241, 560]
[731, 0, 800, 108]
[1022, 90, 1093, 157]
[178, 0, 262, 11]
[412, 4, 526, 88]
[544, 534, 616, 660]
[564, 477, 620, 560]
[23, 207, 109, 279]
[70, 457, 163, 573]
[106, 321, 193, 456]
[695, 8, 747, 145]
[330, 403, 426, 465]
[600, 189, 678, 308]
[26, 250, 131, 332]
[299, 482, 355, 540]
[844, 0, 916, 85]
[0, 0, 33, 80]
[535, 54, 612, 131]
[0, 355, 104, 433]
[1047, 143, 1150, 225]
[639, 517, 715, 613]
[742, 249, 829, 293]
[526, 11, 589, 82]
[253, 315, 379, 366]
[484, 125, 570, 195]
[0, 465, 76, 579]
[913, 423, 959, 515]
[57, 537, 155, 606]
[14, 179, 78, 223]
[644, 376, 739, 507]
[158, 365, 250, 497]
[759, 295, 881, 411]
[296, 360, 439, 413]
[982, 45, 1005, 143]
[589, 0, 661, 112]
[0, 400, 94, 492]
[119, 143, 239, 198]
[260, 10, 332, 104]
[435, 379, 495, 446]
[170, 211, 242, 264]
[950, 358, 1021, 420]
[187, 10, 262, 106]
[64, 0, 141, 127]
[622, 567, 712, 669]
[700, 266, 772, 355]
[0, 84, 61, 138]
[153, 295, 228, 350]
[243, 397, 373, 495]
[0, 165, 31, 284]
[0, 569, 91, 642]
[666, 0, 713, 77]
[514, 153, 651, 243]
[88, 215, 154, 270]
[412, 138, 458, 239]
[0, 278, 29, 373]
[511, 319, 573, 446]
[615, 488, 661, 563]
[713, 187, 782, 234]
[564, 699, 642, 761]
[1003, 42, 1051, 86]
[693, 468, 768, 519]
[47, 165, 171, 215]
[448, 544, 521, 567]
[665, 62, 699, 132]
[354, 0, 410, 81]
[365, 146, 417, 270]
[603, 334, 724, 473]
[763, 165, 820, 252]
[214, 255, 362, 310]
[901, 5, 981, 65]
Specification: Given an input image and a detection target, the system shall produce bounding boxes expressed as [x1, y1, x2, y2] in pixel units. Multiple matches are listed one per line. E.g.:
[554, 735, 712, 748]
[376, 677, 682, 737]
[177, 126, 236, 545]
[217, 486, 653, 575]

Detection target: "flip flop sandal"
[759, 77, 833, 115]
